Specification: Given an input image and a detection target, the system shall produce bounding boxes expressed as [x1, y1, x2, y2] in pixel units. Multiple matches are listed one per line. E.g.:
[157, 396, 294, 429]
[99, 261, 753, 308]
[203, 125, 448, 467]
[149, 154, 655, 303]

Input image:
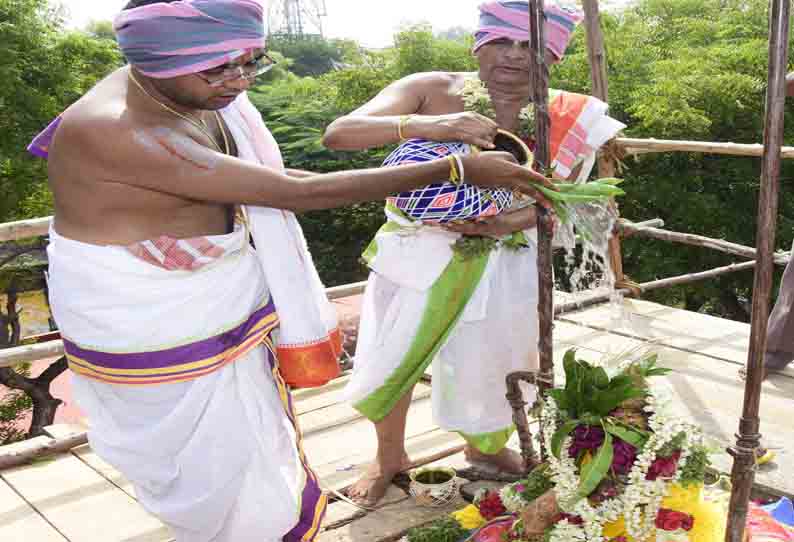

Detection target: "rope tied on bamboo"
[599, 138, 629, 173]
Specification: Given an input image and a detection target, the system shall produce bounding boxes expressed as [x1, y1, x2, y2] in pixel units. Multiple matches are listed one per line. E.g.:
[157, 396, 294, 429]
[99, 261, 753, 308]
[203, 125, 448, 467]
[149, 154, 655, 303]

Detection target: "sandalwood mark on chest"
[134, 127, 221, 173]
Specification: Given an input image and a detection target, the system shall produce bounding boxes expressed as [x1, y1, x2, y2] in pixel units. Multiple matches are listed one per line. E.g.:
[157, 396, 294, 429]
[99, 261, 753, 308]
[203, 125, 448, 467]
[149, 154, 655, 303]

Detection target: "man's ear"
[786, 72, 794, 98]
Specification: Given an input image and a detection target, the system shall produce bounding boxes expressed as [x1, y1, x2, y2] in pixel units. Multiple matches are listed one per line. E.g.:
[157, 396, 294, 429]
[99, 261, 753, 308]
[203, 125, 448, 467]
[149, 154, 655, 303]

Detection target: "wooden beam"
[326, 281, 366, 300]
[0, 433, 88, 470]
[554, 260, 758, 316]
[618, 222, 790, 265]
[616, 218, 665, 235]
[528, 0, 554, 404]
[0, 340, 64, 369]
[582, 0, 624, 283]
[616, 137, 794, 159]
[726, 0, 790, 539]
[0, 217, 51, 243]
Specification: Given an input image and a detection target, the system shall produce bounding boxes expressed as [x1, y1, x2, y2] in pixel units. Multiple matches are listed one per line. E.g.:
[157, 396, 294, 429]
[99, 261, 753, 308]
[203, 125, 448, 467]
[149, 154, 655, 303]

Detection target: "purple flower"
[589, 478, 620, 504]
[611, 439, 638, 475]
[514, 484, 526, 493]
[568, 425, 605, 458]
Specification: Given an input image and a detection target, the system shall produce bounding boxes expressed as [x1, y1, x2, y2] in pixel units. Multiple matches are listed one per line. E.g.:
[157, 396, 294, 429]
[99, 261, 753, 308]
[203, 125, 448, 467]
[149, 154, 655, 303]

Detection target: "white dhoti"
[344, 215, 539, 453]
[48, 225, 325, 542]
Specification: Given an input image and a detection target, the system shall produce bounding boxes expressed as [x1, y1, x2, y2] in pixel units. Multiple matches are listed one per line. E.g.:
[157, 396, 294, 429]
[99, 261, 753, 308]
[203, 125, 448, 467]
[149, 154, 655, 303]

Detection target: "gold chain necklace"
[128, 69, 230, 155]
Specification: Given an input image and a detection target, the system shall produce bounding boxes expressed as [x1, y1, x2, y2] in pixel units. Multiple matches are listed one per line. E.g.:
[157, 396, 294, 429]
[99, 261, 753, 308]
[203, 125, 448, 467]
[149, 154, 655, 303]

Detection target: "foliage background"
[2, 0, 794, 317]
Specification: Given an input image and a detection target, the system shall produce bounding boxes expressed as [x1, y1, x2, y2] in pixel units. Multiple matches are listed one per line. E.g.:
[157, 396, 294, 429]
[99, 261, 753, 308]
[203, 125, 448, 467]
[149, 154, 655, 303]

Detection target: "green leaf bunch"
[549, 349, 645, 422]
[546, 349, 674, 506]
[513, 464, 555, 504]
[678, 444, 711, 487]
[535, 178, 626, 225]
[406, 517, 468, 542]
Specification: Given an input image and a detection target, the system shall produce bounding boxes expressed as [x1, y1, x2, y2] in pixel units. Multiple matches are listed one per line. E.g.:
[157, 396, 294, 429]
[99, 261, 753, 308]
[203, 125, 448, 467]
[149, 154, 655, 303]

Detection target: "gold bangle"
[398, 114, 413, 141]
[446, 155, 461, 185]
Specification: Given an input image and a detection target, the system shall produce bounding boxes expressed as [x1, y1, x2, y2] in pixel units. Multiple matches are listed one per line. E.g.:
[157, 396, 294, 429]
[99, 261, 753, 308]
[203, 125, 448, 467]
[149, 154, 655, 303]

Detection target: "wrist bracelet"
[446, 155, 461, 185]
[453, 153, 465, 185]
[398, 114, 413, 141]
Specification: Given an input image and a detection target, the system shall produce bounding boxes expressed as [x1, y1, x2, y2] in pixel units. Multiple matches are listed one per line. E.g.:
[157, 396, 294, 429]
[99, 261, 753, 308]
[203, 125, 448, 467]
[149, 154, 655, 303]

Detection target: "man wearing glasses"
[27, 1, 552, 541]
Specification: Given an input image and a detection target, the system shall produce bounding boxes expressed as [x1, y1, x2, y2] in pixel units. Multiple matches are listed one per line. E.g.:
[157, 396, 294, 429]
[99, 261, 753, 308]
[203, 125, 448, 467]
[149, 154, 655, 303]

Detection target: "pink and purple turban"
[474, 1, 584, 62]
[113, 0, 266, 79]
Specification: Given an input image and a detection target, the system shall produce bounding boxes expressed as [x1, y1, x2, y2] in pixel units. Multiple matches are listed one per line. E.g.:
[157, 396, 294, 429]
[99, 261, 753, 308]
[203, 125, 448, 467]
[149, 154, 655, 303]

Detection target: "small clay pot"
[477, 129, 533, 166]
[408, 467, 458, 507]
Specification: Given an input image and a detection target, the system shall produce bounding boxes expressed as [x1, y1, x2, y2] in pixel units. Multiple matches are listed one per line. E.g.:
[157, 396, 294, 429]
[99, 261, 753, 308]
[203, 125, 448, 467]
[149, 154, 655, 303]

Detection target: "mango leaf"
[576, 432, 613, 502]
[594, 385, 645, 416]
[604, 420, 649, 449]
[548, 388, 569, 411]
[563, 349, 578, 388]
[551, 420, 581, 459]
[593, 367, 610, 389]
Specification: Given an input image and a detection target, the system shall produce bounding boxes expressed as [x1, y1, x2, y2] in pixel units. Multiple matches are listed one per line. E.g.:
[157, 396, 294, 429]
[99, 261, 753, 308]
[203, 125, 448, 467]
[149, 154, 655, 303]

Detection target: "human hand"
[443, 207, 538, 238]
[462, 151, 556, 209]
[413, 112, 499, 148]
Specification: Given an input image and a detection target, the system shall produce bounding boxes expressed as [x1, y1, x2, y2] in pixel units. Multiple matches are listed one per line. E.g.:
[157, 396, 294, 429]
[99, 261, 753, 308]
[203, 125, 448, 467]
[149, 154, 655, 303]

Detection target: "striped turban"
[474, 1, 584, 62]
[113, 0, 266, 79]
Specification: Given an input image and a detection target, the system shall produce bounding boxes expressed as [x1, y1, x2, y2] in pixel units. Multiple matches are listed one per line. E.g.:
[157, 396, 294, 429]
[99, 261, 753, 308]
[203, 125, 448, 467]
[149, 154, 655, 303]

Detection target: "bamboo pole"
[0, 217, 51, 242]
[325, 281, 367, 300]
[528, 0, 554, 399]
[554, 260, 758, 316]
[505, 0, 553, 469]
[0, 340, 65, 368]
[616, 137, 794, 159]
[616, 218, 665, 234]
[726, 0, 789, 539]
[0, 433, 88, 470]
[619, 222, 791, 266]
[583, 0, 625, 284]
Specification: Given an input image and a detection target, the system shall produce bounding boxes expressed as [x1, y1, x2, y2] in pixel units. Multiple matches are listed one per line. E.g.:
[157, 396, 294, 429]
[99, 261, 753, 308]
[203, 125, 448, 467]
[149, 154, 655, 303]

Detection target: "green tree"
[85, 19, 116, 42]
[0, 0, 122, 441]
[552, 0, 794, 318]
[268, 36, 347, 77]
[0, 0, 122, 223]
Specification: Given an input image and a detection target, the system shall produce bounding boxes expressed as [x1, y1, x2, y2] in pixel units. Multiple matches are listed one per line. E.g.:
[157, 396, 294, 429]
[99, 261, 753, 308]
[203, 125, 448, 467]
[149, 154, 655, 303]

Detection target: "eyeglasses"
[489, 39, 531, 50]
[196, 53, 277, 87]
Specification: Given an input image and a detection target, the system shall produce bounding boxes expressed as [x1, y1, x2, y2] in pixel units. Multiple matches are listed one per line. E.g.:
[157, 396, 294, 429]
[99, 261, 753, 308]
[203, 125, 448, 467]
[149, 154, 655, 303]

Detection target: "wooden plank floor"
[2, 297, 793, 542]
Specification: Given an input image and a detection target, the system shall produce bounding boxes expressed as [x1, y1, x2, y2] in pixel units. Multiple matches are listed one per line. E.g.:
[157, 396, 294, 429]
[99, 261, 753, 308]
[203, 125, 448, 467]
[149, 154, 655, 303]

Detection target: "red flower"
[655, 508, 695, 532]
[477, 491, 507, 520]
[646, 450, 682, 481]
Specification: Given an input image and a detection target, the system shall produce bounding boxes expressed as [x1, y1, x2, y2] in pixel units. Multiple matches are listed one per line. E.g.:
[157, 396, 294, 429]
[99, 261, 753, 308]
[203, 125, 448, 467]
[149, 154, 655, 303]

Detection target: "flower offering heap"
[537, 349, 715, 542]
[406, 348, 725, 542]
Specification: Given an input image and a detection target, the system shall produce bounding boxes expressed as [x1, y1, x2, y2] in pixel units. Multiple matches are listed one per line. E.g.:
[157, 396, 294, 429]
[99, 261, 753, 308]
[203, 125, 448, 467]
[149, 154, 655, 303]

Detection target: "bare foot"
[346, 455, 412, 507]
[464, 445, 527, 474]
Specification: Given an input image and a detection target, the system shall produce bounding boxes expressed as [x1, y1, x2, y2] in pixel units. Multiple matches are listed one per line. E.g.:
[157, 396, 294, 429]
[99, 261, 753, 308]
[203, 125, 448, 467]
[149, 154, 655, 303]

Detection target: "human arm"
[75, 120, 552, 213]
[442, 162, 580, 237]
[322, 73, 499, 150]
[285, 168, 315, 178]
[443, 206, 539, 238]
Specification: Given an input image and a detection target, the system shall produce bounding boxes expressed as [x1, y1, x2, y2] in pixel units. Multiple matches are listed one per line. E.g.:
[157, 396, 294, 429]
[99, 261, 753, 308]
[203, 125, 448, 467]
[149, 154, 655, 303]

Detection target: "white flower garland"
[540, 381, 705, 542]
[499, 485, 529, 513]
